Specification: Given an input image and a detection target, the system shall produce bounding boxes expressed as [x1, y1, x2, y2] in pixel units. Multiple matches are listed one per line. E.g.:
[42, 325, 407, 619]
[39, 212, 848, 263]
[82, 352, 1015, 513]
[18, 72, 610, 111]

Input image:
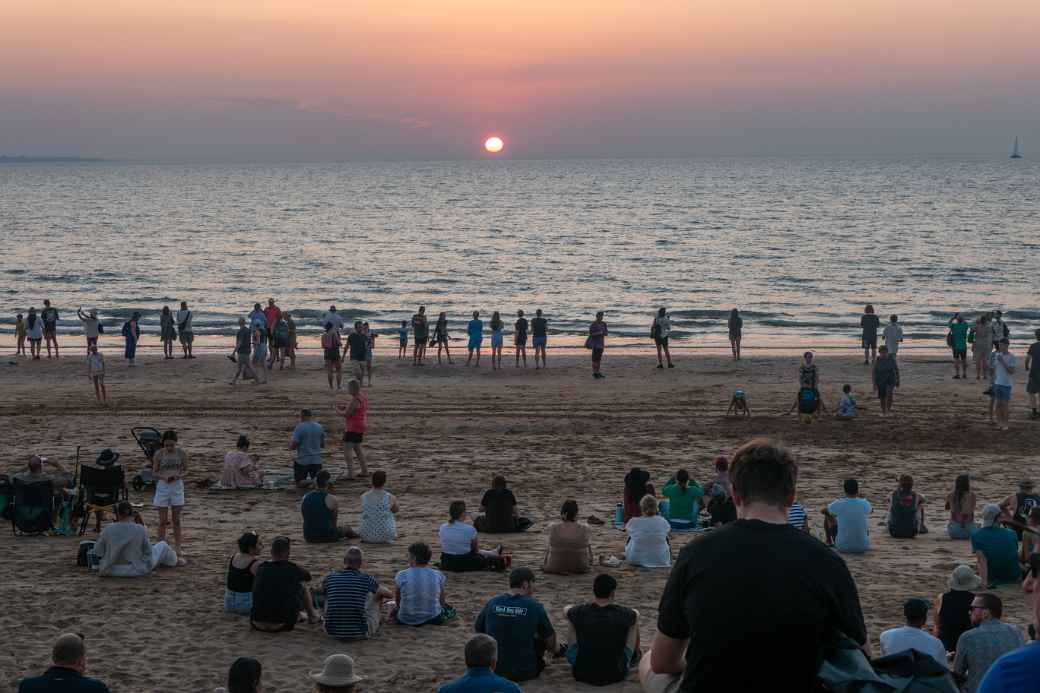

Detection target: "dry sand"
[2, 346, 1039, 692]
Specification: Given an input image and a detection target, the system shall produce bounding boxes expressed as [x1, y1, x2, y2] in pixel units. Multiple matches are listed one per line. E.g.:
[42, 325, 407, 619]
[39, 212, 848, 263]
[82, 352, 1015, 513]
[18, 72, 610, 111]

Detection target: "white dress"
[359, 489, 397, 544]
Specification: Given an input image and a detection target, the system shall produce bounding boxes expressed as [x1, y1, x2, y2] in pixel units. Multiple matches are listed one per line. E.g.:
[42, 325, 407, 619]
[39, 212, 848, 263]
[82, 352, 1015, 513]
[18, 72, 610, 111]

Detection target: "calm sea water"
[1, 157, 1037, 348]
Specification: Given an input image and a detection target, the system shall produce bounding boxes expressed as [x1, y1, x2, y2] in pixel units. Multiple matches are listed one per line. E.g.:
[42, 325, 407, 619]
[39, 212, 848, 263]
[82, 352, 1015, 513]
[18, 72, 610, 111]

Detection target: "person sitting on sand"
[873, 345, 900, 416]
[317, 547, 393, 641]
[309, 654, 363, 693]
[879, 598, 946, 665]
[475, 476, 533, 533]
[94, 501, 182, 577]
[393, 542, 451, 626]
[623, 467, 654, 523]
[18, 633, 111, 693]
[224, 531, 262, 615]
[932, 564, 981, 654]
[221, 435, 264, 489]
[438, 634, 522, 693]
[705, 486, 737, 527]
[543, 499, 593, 575]
[251, 536, 320, 631]
[439, 501, 503, 572]
[358, 471, 398, 544]
[887, 474, 926, 538]
[822, 479, 871, 553]
[788, 498, 810, 532]
[625, 494, 672, 568]
[476, 567, 557, 683]
[214, 657, 262, 693]
[999, 480, 1040, 540]
[661, 469, 703, 525]
[704, 456, 731, 499]
[972, 504, 1020, 587]
[1019, 508, 1040, 585]
[302, 470, 358, 543]
[947, 474, 978, 540]
[953, 593, 1025, 693]
[563, 573, 641, 686]
[835, 384, 857, 419]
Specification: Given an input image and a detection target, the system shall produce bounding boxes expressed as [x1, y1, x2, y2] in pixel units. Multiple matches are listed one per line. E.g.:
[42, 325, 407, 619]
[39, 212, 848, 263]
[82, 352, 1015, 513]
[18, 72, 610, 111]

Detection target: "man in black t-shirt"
[531, 309, 548, 369]
[475, 476, 532, 533]
[346, 321, 368, 382]
[251, 536, 320, 631]
[640, 439, 867, 693]
[564, 573, 640, 686]
[1026, 328, 1040, 419]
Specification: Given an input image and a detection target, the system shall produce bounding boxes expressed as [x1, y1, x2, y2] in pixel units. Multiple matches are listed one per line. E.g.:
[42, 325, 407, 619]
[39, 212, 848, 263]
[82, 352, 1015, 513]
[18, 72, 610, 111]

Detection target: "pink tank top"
[346, 394, 368, 432]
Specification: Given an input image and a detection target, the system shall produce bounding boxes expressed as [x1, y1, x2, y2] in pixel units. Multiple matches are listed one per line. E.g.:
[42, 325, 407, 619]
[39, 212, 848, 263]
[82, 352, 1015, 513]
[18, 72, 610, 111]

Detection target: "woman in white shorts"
[153, 430, 187, 553]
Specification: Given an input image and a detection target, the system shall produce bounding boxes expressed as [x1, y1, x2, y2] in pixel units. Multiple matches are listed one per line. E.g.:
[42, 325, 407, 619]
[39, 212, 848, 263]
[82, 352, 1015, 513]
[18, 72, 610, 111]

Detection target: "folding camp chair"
[77, 464, 127, 535]
[11, 479, 55, 536]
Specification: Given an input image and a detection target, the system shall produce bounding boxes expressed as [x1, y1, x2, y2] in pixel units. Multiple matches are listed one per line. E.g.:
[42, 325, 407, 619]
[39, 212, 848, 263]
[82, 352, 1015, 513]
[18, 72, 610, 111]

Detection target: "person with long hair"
[26, 306, 43, 359]
[653, 307, 674, 369]
[434, 311, 452, 364]
[543, 499, 593, 575]
[160, 305, 176, 359]
[218, 657, 262, 693]
[224, 531, 262, 615]
[489, 311, 503, 369]
[152, 429, 187, 554]
[514, 309, 529, 368]
[412, 305, 428, 365]
[321, 322, 342, 390]
[946, 474, 978, 539]
[439, 501, 502, 572]
[728, 308, 743, 361]
[662, 469, 704, 526]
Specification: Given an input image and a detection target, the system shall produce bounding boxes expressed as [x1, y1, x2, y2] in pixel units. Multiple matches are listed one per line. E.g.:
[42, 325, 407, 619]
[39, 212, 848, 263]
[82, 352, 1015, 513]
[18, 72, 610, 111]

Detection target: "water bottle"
[614, 503, 624, 526]
[658, 499, 670, 517]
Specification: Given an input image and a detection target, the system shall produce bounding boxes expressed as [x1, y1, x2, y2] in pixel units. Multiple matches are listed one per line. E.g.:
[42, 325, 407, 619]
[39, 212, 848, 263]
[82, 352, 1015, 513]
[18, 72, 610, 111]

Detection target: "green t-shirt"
[662, 479, 704, 520]
[950, 322, 971, 350]
[971, 526, 1020, 584]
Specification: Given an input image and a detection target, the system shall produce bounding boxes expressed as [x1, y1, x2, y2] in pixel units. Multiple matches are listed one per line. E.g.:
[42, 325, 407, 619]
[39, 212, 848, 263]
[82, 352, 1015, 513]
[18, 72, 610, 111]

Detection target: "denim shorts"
[993, 384, 1012, 401]
[224, 590, 252, 615]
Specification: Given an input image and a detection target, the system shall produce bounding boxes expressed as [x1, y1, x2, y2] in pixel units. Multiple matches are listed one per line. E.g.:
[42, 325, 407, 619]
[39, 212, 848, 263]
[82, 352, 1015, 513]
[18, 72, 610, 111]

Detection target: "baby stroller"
[130, 427, 162, 491]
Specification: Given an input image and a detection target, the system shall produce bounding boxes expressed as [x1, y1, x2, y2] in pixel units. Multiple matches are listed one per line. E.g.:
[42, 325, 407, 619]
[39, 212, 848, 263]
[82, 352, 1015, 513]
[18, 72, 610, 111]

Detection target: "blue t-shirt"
[18, 667, 111, 693]
[398, 328, 408, 343]
[323, 569, 379, 640]
[292, 420, 325, 466]
[977, 641, 1040, 693]
[828, 497, 872, 553]
[475, 593, 555, 681]
[468, 319, 483, 340]
[438, 667, 522, 693]
[971, 526, 1020, 584]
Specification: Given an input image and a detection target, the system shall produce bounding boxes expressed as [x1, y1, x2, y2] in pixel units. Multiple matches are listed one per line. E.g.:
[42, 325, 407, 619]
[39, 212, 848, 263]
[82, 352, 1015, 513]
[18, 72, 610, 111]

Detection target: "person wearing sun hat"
[932, 564, 982, 653]
[972, 504, 1021, 587]
[310, 654, 362, 693]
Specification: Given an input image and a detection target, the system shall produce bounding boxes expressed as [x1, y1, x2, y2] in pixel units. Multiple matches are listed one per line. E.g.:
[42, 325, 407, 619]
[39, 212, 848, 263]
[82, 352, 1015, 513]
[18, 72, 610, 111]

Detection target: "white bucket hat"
[310, 654, 362, 687]
[949, 564, 982, 591]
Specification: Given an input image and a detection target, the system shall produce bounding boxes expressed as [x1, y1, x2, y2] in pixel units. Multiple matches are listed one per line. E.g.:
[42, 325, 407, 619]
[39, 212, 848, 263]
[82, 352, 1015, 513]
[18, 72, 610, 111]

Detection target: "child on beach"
[836, 384, 857, 419]
[87, 344, 106, 404]
[284, 312, 296, 369]
[398, 320, 409, 359]
[15, 313, 25, 355]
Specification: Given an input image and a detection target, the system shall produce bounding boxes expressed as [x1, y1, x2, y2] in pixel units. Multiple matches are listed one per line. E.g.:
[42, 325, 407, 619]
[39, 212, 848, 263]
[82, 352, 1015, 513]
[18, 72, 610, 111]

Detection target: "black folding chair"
[77, 465, 127, 535]
[11, 479, 55, 536]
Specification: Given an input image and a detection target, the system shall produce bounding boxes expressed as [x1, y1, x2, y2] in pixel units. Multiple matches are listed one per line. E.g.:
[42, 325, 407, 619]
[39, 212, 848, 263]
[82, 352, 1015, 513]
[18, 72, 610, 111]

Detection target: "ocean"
[1, 156, 1037, 349]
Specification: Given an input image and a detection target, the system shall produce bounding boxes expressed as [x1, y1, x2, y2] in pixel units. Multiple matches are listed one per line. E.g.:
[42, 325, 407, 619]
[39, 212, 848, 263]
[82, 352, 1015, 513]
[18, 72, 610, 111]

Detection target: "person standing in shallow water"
[652, 307, 674, 369]
[514, 310, 529, 368]
[589, 311, 608, 379]
[434, 312, 452, 364]
[41, 298, 60, 358]
[489, 311, 503, 370]
[949, 313, 971, 380]
[122, 312, 140, 366]
[467, 311, 484, 367]
[728, 308, 743, 361]
[861, 304, 880, 364]
[531, 309, 548, 369]
[159, 305, 176, 359]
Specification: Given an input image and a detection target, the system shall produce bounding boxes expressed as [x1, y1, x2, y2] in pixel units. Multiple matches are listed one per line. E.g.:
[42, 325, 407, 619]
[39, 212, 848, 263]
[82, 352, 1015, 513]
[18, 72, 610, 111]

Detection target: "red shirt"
[263, 305, 280, 330]
[345, 393, 368, 432]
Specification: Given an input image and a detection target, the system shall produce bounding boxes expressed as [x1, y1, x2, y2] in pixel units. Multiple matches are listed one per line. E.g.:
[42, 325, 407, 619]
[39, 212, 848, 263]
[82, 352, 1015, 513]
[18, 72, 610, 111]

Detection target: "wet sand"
[2, 348, 1038, 692]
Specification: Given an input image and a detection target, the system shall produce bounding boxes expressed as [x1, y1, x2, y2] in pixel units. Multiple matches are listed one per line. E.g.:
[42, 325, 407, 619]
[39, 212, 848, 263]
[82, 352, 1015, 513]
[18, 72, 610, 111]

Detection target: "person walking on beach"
[322, 322, 343, 390]
[25, 307, 43, 359]
[532, 309, 548, 369]
[346, 321, 368, 384]
[990, 338, 1016, 431]
[263, 298, 281, 346]
[76, 308, 101, 354]
[284, 311, 297, 369]
[652, 307, 674, 369]
[861, 304, 880, 364]
[949, 313, 971, 379]
[991, 310, 1009, 344]
[489, 311, 504, 369]
[41, 299, 60, 358]
[728, 308, 743, 361]
[86, 344, 107, 405]
[434, 312, 452, 364]
[14, 313, 26, 356]
[467, 311, 484, 367]
[121, 312, 140, 366]
[248, 302, 265, 332]
[973, 313, 993, 380]
[882, 314, 903, 358]
[363, 321, 375, 386]
[176, 301, 195, 359]
[398, 319, 410, 360]
[1026, 328, 1040, 420]
[152, 430, 187, 555]
[873, 345, 900, 416]
[159, 305, 176, 359]
[251, 319, 269, 385]
[337, 379, 369, 480]
[270, 312, 289, 370]
[589, 311, 608, 379]
[515, 310, 529, 368]
[230, 318, 256, 385]
[412, 306, 429, 365]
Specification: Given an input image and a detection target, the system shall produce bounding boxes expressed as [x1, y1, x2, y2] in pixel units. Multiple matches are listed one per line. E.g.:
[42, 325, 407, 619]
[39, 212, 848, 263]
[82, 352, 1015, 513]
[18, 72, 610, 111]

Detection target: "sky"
[1, 0, 1037, 160]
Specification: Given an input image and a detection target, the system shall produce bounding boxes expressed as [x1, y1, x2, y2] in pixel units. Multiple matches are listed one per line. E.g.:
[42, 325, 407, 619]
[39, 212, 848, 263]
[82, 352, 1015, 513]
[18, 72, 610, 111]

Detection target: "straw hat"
[310, 654, 362, 686]
[948, 564, 982, 591]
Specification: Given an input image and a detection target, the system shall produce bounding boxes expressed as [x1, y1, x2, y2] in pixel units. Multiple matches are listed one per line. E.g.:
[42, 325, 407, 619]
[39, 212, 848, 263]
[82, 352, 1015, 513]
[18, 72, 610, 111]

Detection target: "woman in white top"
[26, 307, 44, 359]
[625, 494, 672, 567]
[653, 307, 674, 369]
[438, 501, 501, 572]
[359, 470, 398, 544]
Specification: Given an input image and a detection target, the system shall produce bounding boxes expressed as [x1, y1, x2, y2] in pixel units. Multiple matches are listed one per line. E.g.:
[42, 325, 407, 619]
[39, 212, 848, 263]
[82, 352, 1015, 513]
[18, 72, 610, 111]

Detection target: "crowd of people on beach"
[14, 434, 1040, 692]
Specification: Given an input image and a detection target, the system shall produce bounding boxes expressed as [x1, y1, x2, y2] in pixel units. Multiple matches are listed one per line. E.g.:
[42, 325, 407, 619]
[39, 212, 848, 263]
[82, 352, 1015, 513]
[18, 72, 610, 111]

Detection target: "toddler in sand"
[836, 384, 856, 419]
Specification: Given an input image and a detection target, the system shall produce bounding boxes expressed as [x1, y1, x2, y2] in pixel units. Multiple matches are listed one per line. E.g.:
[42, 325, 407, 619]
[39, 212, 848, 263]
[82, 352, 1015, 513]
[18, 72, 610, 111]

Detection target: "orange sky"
[2, 1, 1037, 158]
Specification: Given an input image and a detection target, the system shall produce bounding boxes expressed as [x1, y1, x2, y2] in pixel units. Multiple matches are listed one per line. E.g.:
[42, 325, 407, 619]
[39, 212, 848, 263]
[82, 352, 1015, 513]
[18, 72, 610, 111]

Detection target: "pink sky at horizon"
[2, 1, 1037, 159]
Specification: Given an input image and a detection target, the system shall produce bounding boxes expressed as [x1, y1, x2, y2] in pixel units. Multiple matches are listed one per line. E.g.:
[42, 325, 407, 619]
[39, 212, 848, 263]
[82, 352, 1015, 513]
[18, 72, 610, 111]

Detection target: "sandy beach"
[2, 348, 1039, 692]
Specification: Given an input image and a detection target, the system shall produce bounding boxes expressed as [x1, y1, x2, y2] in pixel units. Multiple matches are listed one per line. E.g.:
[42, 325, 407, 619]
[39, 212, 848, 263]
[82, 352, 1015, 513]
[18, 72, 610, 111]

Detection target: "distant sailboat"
[1010, 137, 1023, 159]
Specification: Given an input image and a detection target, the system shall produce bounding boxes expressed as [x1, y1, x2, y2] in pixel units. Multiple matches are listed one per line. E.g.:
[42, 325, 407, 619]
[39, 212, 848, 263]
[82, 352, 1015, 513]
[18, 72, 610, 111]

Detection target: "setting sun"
[484, 136, 504, 153]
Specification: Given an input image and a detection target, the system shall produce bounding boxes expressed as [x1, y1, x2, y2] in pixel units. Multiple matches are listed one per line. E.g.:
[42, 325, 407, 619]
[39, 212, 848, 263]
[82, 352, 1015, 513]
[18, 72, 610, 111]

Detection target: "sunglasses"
[969, 605, 988, 611]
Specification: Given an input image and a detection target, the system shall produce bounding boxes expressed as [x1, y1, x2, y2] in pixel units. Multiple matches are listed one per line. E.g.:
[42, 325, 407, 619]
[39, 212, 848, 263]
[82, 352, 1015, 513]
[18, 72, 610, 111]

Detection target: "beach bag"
[888, 491, 919, 538]
[584, 336, 592, 349]
[178, 311, 191, 333]
[121, 321, 132, 338]
[797, 387, 819, 415]
[77, 540, 96, 567]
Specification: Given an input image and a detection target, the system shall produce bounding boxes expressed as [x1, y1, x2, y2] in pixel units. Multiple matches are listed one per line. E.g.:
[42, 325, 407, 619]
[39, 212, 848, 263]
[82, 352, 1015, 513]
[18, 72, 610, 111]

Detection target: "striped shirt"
[322, 569, 379, 640]
[788, 503, 808, 530]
